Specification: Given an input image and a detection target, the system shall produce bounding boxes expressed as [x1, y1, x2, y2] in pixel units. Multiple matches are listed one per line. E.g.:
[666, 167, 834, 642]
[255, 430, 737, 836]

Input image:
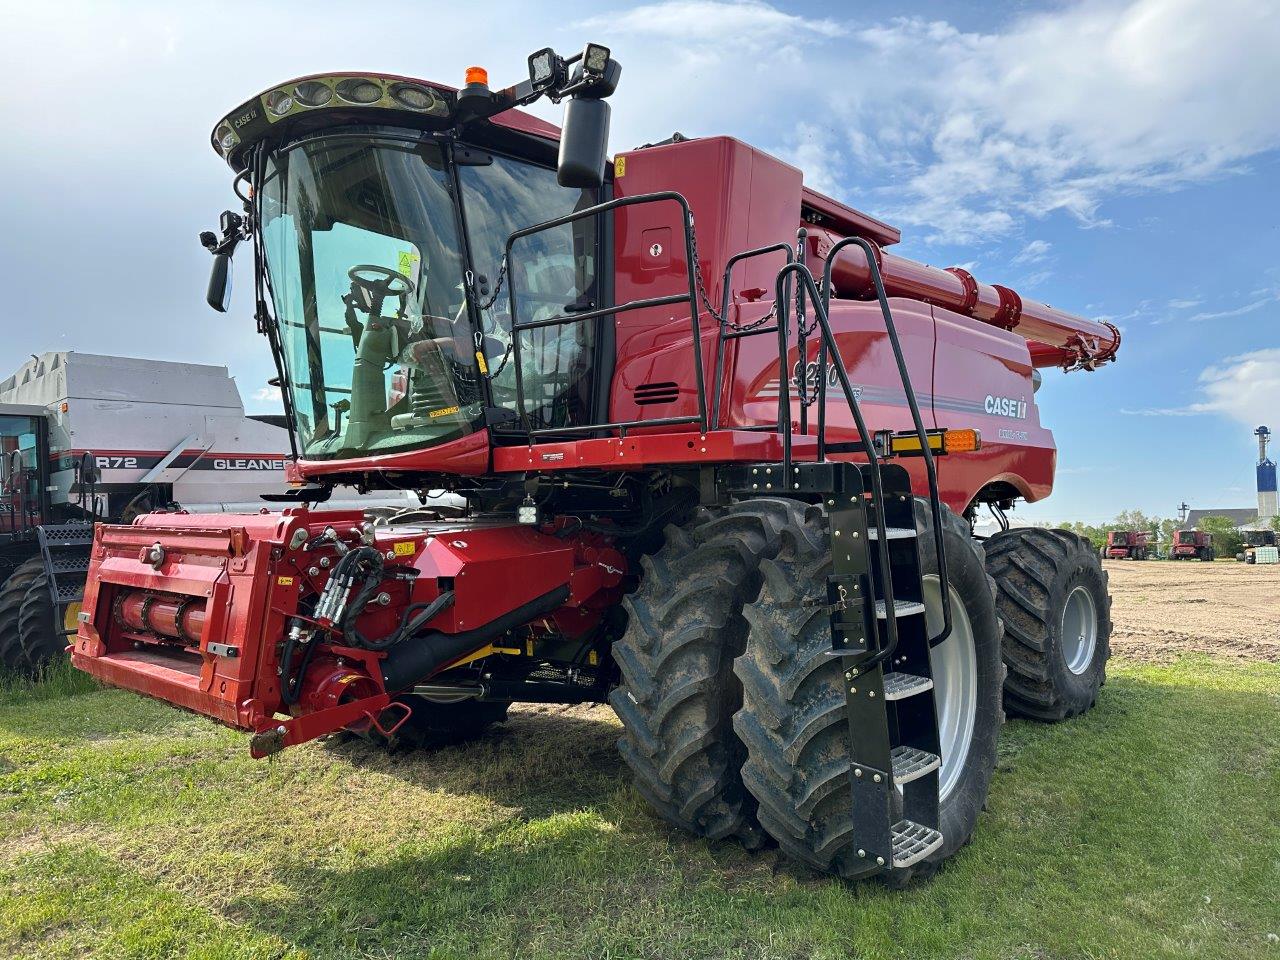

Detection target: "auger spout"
[807, 228, 1120, 371]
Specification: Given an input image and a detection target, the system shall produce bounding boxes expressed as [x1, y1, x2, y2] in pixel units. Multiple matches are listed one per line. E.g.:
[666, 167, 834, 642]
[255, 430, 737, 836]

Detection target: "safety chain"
[487, 340, 514, 379]
[467, 258, 514, 380]
[687, 215, 778, 334]
[686, 219, 723, 325]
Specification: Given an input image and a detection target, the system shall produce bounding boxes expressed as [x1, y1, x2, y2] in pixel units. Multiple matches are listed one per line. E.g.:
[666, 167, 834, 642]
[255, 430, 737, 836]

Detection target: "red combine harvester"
[72, 47, 1118, 882]
[1105, 530, 1154, 560]
[1170, 530, 1215, 561]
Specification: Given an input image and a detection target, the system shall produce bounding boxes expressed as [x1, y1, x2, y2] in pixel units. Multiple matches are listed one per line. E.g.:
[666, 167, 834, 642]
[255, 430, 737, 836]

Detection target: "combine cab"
[72, 46, 1120, 883]
[1170, 529, 1214, 561]
[1105, 530, 1154, 560]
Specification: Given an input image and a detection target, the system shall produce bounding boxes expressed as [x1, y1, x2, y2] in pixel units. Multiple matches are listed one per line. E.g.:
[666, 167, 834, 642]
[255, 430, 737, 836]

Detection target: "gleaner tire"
[0, 557, 64, 676]
[984, 528, 1111, 721]
[610, 498, 804, 850]
[733, 500, 1004, 883]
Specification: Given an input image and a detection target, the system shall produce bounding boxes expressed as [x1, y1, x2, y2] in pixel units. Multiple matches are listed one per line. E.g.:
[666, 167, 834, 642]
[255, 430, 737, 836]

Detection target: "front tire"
[733, 500, 1004, 883]
[984, 529, 1111, 722]
[610, 499, 802, 849]
[0, 557, 64, 676]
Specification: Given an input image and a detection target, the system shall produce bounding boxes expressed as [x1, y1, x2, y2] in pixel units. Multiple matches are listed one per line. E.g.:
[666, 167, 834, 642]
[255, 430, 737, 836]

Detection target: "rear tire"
[733, 500, 1004, 883]
[610, 498, 802, 850]
[984, 528, 1111, 722]
[0, 557, 64, 676]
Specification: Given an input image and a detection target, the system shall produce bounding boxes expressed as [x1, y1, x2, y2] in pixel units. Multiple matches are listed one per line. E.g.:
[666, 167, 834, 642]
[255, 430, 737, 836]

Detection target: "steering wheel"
[348, 264, 416, 298]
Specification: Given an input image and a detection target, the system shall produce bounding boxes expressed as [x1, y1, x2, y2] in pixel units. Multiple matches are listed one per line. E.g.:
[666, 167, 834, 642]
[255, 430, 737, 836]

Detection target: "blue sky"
[2, 0, 1276, 523]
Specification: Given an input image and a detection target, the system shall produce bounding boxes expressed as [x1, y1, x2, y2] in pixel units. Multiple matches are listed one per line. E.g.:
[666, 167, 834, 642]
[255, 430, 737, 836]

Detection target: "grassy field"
[1, 656, 1278, 960]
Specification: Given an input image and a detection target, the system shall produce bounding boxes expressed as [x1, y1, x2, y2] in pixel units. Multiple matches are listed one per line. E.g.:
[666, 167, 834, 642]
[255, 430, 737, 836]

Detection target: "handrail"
[503, 191, 707, 438]
[772, 262, 903, 669]
[710, 242, 794, 429]
[821, 237, 953, 648]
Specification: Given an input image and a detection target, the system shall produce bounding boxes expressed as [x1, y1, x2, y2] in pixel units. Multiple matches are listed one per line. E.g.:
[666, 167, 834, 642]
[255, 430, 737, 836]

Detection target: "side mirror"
[557, 97, 610, 189]
[207, 253, 233, 312]
[78, 452, 101, 487]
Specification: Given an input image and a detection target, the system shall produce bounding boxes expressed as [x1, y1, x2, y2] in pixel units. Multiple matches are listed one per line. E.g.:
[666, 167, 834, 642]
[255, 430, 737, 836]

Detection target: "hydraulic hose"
[380, 585, 570, 693]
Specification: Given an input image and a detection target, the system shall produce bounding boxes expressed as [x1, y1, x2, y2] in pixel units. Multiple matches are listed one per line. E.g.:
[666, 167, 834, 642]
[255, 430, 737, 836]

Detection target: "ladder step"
[891, 819, 944, 868]
[866, 525, 916, 540]
[875, 599, 926, 619]
[882, 672, 934, 701]
[891, 745, 941, 785]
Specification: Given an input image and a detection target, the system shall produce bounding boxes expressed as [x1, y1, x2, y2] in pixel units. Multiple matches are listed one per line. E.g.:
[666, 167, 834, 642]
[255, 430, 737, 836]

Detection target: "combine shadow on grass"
[226, 665, 1280, 959]
[320, 704, 629, 820]
[5, 659, 1279, 958]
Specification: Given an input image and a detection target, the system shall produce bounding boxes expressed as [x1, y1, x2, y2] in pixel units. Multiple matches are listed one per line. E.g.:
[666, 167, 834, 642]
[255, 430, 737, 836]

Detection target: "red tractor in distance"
[1170, 530, 1215, 561]
[71, 46, 1120, 884]
[1105, 530, 1155, 560]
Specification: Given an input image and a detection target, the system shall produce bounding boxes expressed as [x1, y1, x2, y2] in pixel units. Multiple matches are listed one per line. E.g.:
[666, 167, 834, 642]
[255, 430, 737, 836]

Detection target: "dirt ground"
[1105, 559, 1280, 663]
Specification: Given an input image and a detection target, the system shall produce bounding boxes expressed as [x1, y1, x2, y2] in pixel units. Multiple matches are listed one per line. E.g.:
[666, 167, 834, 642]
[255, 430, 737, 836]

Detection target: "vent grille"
[633, 382, 680, 406]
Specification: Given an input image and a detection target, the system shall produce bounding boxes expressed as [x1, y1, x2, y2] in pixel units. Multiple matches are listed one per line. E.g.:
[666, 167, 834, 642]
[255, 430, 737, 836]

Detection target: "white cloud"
[253, 385, 283, 403]
[1122, 348, 1280, 423]
[594, 0, 1280, 246]
[1018, 269, 1054, 290]
[580, 1, 844, 42]
[1187, 293, 1278, 322]
[848, 1, 1280, 243]
[1168, 297, 1203, 309]
[1012, 240, 1052, 265]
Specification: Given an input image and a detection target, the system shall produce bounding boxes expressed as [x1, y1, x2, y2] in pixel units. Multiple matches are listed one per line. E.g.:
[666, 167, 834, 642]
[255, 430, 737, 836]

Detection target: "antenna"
[1177, 501, 1189, 524]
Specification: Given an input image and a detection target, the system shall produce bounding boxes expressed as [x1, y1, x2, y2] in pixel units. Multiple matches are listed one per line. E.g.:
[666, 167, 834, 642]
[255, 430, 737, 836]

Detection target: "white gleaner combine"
[0, 351, 293, 673]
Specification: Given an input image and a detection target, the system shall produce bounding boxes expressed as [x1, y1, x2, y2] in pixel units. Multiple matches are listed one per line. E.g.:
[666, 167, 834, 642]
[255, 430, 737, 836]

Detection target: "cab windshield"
[259, 130, 600, 461]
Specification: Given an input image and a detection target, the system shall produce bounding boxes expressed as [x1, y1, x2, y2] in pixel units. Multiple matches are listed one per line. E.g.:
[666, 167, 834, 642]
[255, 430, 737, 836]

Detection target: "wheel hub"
[922, 575, 977, 803]
[1060, 584, 1098, 675]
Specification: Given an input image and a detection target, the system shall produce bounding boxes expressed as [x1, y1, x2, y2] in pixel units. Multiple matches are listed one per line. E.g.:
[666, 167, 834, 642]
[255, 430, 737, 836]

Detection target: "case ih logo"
[985, 395, 1027, 419]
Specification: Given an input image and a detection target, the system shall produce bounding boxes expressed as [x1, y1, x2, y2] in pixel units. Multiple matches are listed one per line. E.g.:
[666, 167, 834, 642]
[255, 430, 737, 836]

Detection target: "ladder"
[37, 522, 95, 636]
[822, 461, 943, 873]
[727, 458, 944, 877]
[718, 241, 954, 879]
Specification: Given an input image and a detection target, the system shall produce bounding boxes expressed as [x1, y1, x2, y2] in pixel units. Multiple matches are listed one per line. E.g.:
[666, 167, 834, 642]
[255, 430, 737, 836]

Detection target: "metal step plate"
[48, 554, 91, 575]
[882, 672, 934, 701]
[875, 599, 926, 619]
[891, 745, 941, 785]
[866, 525, 917, 540]
[891, 819, 944, 868]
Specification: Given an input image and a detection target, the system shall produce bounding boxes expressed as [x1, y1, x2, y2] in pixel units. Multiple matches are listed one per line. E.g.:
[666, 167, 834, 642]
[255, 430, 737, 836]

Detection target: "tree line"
[1052, 511, 1280, 559]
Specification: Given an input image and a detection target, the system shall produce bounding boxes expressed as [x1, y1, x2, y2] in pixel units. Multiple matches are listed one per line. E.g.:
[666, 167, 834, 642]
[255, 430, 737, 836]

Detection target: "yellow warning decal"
[429, 405, 460, 418]
[397, 249, 420, 278]
[475, 350, 489, 375]
[614, 156, 626, 178]
[277, 576, 295, 586]
[392, 541, 415, 557]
